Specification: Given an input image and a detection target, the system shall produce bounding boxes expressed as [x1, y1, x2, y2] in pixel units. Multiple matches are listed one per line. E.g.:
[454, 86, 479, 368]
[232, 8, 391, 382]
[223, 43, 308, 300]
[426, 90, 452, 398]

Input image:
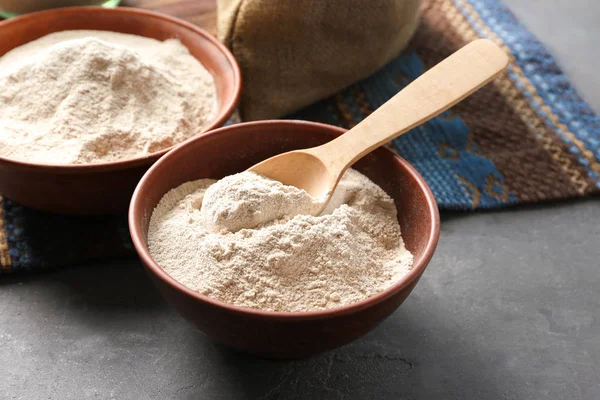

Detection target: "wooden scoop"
[250, 39, 509, 212]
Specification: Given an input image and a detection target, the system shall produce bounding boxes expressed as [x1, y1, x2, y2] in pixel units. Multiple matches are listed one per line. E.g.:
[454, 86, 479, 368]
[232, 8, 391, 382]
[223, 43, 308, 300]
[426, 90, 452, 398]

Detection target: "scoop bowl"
[129, 120, 440, 358]
[249, 150, 331, 199]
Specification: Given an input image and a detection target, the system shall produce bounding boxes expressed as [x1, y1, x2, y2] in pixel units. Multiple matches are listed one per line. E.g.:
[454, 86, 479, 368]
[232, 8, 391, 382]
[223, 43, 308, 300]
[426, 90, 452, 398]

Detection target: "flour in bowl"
[147, 169, 413, 312]
[0, 30, 217, 164]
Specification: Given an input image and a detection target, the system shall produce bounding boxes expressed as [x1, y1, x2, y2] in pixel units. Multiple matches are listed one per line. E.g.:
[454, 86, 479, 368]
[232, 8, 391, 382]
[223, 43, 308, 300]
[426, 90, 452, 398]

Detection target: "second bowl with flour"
[0, 7, 241, 213]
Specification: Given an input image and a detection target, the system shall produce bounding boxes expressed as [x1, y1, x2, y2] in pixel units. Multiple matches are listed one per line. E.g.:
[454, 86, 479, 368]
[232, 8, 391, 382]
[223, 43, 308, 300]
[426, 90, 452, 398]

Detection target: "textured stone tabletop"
[1, 1, 599, 399]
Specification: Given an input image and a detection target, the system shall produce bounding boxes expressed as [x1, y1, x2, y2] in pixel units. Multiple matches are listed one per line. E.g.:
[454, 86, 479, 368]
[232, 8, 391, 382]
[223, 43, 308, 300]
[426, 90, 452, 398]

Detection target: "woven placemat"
[1, 0, 599, 273]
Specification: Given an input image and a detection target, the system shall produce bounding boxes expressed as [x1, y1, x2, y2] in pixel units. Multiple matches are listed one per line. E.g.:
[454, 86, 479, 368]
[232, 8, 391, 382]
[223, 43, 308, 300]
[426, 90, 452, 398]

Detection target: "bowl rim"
[129, 120, 440, 321]
[0, 6, 241, 173]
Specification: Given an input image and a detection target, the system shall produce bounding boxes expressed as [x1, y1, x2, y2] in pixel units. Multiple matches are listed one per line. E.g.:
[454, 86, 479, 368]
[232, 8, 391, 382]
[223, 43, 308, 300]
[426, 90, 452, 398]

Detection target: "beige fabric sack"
[218, 0, 421, 121]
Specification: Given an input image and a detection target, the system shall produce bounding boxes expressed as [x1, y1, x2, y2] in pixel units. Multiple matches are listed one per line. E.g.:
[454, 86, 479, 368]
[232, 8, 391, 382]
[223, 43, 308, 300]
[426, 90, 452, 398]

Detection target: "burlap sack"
[218, 0, 421, 121]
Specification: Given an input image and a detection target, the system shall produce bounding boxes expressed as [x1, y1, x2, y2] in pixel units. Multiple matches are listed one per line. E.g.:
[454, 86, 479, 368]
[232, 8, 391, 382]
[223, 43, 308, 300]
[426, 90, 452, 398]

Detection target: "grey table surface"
[1, 1, 600, 399]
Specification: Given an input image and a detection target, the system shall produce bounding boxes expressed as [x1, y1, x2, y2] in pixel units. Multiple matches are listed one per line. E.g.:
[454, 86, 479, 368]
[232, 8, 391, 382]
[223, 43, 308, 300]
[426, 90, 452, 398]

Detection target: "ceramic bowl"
[0, 7, 241, 214]
[129, 120, 440, 359]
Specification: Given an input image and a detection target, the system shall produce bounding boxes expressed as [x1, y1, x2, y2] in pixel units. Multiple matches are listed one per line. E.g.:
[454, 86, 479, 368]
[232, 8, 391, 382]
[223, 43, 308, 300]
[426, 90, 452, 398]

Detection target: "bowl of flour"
[129, 120, 440, 358]
[0, 7, 241, 214]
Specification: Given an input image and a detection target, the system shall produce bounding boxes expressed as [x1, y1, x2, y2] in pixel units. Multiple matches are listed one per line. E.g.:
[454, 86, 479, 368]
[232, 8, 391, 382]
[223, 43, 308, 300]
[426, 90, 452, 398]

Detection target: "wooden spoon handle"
[315, 39, 509, 171]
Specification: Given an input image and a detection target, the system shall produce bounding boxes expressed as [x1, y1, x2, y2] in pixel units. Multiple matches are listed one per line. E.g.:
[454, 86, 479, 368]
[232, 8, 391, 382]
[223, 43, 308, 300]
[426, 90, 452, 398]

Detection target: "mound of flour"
[148, 169, 413, 312]
[0, 31, 216, 164]
[200, 171, 325, 232]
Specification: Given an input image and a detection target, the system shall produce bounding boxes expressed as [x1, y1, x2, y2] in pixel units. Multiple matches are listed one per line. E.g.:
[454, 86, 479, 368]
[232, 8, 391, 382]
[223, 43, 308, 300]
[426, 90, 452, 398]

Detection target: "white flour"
[148, 169, 413, 312]
[0, 30, 216, 164]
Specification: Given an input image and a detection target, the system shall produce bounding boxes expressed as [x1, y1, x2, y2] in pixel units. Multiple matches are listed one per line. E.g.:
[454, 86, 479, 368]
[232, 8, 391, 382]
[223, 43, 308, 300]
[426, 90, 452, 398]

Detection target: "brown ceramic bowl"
[129, 120, 440, 359]
[0, 7, 241, 214]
